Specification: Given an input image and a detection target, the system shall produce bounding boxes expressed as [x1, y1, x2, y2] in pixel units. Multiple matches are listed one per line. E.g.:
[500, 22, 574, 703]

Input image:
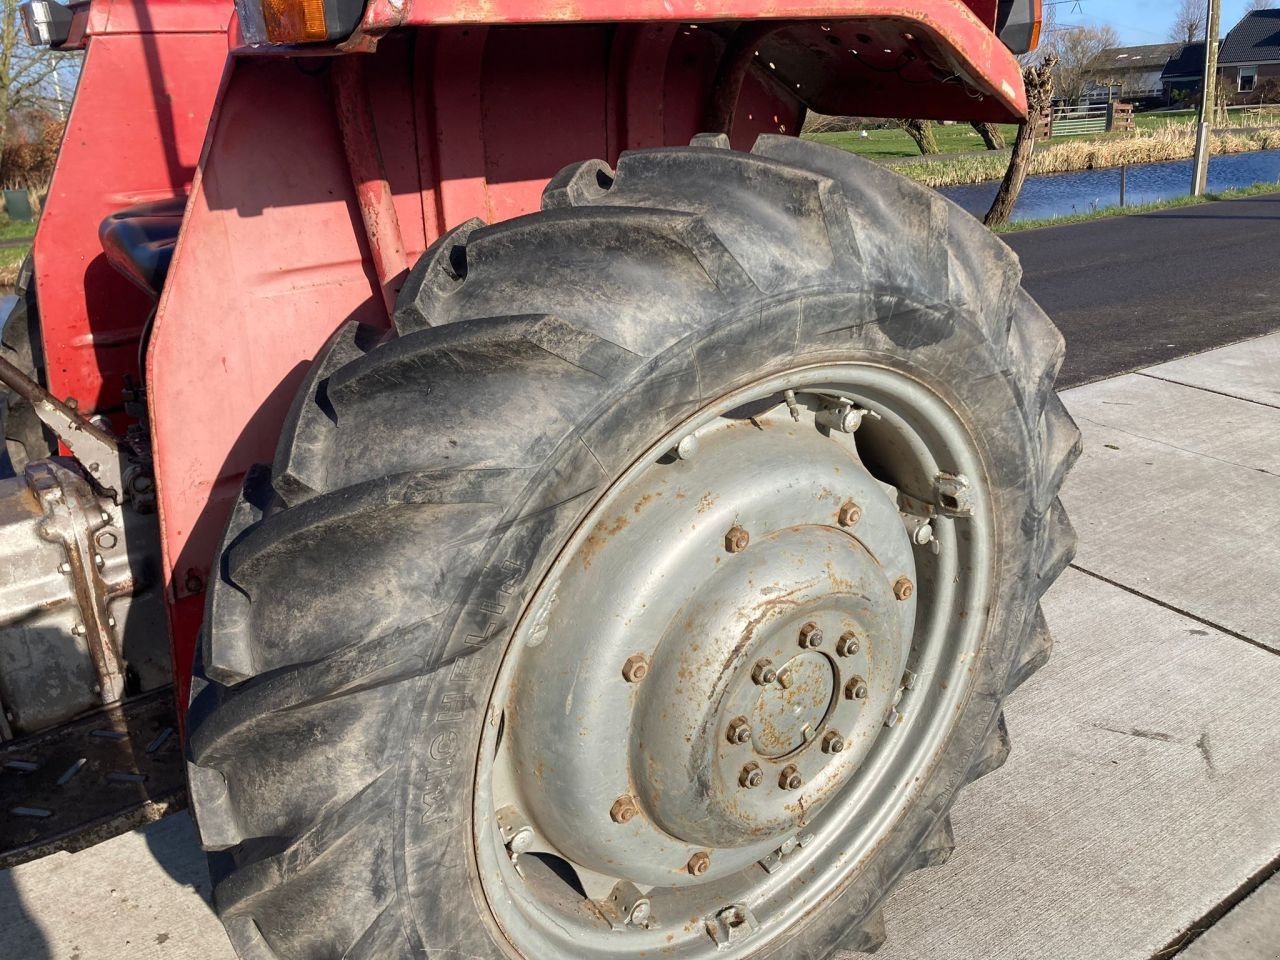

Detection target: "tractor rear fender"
[148, 10, 1029, 715]
[338, 2, 1029, 119]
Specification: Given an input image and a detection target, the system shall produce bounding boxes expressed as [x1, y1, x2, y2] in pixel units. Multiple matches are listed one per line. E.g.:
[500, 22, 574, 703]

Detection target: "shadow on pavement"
[142, 812, 217, 909]
[0, 870, 51, 960]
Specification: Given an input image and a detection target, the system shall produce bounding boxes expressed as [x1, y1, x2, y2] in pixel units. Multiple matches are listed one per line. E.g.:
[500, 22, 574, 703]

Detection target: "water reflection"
[940, 148, 1280, 222]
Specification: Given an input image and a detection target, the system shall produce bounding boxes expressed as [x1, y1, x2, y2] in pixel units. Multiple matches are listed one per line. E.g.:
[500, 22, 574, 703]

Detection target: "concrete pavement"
[3, 332, 1279, 959]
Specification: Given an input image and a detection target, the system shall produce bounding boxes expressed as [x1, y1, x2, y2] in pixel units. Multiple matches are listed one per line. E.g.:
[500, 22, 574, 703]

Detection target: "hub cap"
[474, 365, 994, 958]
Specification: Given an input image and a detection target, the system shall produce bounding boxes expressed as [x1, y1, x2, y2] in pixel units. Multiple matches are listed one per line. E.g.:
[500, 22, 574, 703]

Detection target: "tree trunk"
[983, 123, 1037, 226]
[899, 119, 939, 155]
[971, 121, 1006, 150]
[984, 55, 1058, 227]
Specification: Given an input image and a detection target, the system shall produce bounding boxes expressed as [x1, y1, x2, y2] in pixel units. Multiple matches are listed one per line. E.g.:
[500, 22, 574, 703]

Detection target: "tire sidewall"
[395, 286, 1046, 959]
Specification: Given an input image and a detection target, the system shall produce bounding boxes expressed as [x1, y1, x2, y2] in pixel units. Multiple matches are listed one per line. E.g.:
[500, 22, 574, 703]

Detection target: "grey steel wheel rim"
[473, 362, 995, 958]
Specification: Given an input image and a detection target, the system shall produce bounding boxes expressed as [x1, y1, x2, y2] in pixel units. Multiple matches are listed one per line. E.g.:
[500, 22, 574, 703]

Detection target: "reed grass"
[884, 124, 1280, 188]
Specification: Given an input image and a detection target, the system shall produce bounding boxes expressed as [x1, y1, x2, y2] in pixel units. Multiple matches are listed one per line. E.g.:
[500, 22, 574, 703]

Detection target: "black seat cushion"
[99, 197, 186, 295]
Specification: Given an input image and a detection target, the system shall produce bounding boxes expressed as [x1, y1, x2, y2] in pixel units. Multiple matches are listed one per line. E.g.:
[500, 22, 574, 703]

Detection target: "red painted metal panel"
[147, 57, 383, 704]
[350, 2, 1024, 118]
[34, 27, 229, 418]
[86, 0, 231, 35]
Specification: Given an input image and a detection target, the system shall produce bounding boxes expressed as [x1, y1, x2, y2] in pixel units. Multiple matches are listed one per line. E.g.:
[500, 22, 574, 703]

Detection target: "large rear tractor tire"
[1, 257, 56, 472]
[188, 136, 1079, 960]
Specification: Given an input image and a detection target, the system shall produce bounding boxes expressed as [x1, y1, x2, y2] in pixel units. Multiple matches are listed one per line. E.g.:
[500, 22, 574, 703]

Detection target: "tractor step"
[0, 687, 186, 870]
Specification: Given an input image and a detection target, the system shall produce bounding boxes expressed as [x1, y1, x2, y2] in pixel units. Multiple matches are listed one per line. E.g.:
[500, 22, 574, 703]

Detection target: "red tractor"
[0, 1, 1076, 956]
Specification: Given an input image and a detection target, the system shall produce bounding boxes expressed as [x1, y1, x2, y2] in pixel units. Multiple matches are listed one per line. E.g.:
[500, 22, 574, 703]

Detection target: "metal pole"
[1192, 0, 1222, 196]
[1120, 165, 1127, 207]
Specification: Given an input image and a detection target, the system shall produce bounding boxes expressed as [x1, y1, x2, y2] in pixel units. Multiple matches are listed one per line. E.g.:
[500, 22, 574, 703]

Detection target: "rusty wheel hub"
[633, 523, 912, 850]
[493, 398, 916, 886]
[474, 366, 993, 959]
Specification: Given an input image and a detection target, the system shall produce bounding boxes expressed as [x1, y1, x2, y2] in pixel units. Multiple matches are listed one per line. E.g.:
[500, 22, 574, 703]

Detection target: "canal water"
[939, 148, 1280, 222]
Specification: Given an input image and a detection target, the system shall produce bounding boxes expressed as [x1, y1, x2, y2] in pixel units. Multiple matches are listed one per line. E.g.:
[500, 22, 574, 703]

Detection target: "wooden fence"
[1034, 101, 1135, 139]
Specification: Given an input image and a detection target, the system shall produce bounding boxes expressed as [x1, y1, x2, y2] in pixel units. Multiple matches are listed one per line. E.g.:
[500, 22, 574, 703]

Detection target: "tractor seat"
[99, 197, 187, 296]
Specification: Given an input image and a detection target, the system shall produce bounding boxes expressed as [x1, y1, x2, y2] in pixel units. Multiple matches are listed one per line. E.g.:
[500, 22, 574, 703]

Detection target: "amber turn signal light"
[260, 0, 328, 42]
[237, 0, 365, 45]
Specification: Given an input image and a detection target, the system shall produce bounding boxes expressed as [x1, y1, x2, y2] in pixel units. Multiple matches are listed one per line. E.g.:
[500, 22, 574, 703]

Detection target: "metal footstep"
[0, 686, 186, 870]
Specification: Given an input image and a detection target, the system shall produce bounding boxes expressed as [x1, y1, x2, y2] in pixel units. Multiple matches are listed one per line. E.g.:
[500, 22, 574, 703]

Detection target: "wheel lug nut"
[893, 576, 914, 601]
[726, 716, 752, 745]
[739, 762, 764, 788]
[687, 851, 712, 876]
[725, 525, 750, 554]
[798, 622, 823, 649]
[838, 500, 862, 527]
[610, 795, 639, 824]
[779, 765, 802, 790]
[621, 654, 650, 683]
[822, 731, 845, 754]
[752, 659, 777, 685]
[844, 676, 869, 701]
[836, 631, 860, 657]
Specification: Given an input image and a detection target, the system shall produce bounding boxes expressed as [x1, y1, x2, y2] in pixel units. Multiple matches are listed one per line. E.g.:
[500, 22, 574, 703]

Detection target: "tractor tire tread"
[188, 136, 1078, 960]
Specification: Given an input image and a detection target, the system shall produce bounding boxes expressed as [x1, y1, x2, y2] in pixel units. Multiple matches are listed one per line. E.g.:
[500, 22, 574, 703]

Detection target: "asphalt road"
[1005, 192, 1280, 389]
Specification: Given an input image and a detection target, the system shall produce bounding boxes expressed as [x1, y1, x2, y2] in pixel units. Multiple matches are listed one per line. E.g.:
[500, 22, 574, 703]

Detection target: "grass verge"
[0, 218, 37, 243]
[0, 243, 30, 287]
[990, 182, 1280, 233]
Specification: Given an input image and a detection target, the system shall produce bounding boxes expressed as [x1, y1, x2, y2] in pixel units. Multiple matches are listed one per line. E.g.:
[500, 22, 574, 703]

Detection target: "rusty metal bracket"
[0, 353, 125, 503]
[26, 462, 129, 705]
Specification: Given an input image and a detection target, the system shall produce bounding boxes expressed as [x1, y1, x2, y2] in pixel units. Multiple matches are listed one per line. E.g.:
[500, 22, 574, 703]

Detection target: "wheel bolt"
[798, 622, 823, 649]
[893, 576, 914, 601]
[752, 659, 777, 685]
[739, 762, 764, 788]
[836, 631, 860, 657]
[838, 500, 862, 527]
[844, 676, 869, 701]
[726, 716, 752, 745]
[622, 654, 650, 683]
[725, 525, 750, 554]
[610, 795, 639, 824]
[779, 765, 802, 791]
[822, 731, 845, 754]
[687, 851, 712, 876]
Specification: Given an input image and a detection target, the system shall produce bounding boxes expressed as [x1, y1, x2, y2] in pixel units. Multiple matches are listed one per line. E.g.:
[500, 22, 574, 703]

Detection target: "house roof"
[1161, 41, 1207, 81]
[1090, 43, 1183, 74]
[1219, 10, 1280, 65]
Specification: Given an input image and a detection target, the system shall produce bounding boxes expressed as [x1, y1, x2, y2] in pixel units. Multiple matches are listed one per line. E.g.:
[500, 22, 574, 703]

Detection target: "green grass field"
[806, 107, 1273, 161]
[0, 217, 37, 243]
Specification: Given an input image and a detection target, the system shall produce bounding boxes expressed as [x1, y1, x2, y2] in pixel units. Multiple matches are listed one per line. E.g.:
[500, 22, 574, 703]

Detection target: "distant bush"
[1, 112, 64, 191]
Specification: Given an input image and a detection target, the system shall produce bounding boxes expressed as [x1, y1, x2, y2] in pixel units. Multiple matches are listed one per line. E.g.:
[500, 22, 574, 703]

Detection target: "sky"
[1051, 0, 1263, 46]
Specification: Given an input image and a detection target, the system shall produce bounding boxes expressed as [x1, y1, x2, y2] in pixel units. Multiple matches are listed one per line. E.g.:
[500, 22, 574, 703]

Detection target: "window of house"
[1239, 65, 1258, 93]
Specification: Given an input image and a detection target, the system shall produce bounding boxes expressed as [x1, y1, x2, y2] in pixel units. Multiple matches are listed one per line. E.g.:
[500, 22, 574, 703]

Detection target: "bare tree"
[985, 55, 1058, 227]
[1245, 0, 1276, 12]
[1039, 23, 1120, 103]
[0, 2, 81, 173]
[892, 118, 939, 155]
[971, 121, 1006, 150]
[1170, 0, 1207, 42]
